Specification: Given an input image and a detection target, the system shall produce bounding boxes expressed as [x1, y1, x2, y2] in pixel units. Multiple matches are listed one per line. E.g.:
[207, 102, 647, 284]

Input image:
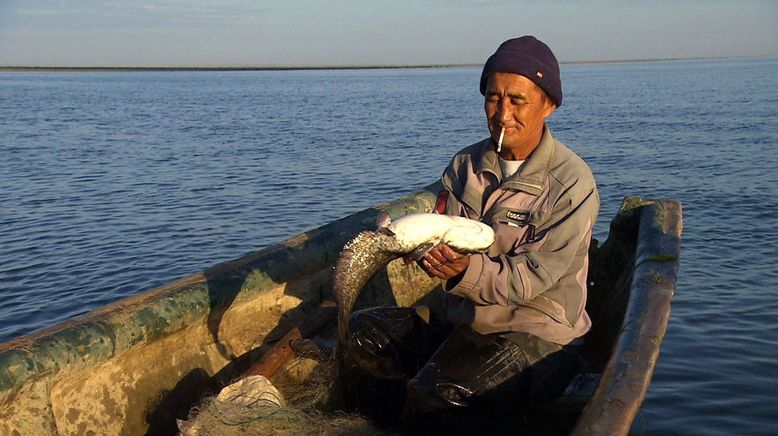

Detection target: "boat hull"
[0, 184, 682, 435]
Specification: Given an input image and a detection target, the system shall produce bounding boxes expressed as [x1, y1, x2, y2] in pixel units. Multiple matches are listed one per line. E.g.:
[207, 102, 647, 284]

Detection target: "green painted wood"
[572, 199, 683, 436]
[0, 182, 441, 434]
[0, 186, 683, 436]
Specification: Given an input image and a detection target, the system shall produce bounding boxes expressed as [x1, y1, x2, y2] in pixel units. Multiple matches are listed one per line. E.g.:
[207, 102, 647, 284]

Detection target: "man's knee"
[403, 328, 581, 417]
[403, 327, 527, 416]
[347, 307, 437, 379]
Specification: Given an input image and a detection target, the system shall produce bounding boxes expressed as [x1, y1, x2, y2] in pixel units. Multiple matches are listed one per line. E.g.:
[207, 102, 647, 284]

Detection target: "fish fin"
[378, 227, 396, 237]
[409, 241, 435, 261]
[376, 210, 392, 229]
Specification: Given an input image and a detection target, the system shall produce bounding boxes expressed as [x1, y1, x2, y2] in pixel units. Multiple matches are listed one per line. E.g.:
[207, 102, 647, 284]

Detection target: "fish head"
[441, 216, 495, 253]
[386, 213, 452, 251]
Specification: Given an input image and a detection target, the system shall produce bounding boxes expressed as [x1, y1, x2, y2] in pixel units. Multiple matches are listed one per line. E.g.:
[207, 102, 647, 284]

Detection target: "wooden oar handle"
[243, 300, 337, 378]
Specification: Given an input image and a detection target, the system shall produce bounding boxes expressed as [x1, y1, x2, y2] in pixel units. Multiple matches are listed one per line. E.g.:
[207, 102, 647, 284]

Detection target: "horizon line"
[0, 55, 771, 72]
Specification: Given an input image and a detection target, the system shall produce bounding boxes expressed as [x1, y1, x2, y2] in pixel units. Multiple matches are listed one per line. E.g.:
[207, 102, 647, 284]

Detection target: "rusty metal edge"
[571, 199, 683, 435]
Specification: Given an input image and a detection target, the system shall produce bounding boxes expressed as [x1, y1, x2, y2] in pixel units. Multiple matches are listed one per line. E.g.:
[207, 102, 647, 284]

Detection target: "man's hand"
[419, 244, 470, 280]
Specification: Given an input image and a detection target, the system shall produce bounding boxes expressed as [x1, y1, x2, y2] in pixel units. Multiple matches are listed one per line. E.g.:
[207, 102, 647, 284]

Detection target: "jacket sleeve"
[446, 179, 599, 306]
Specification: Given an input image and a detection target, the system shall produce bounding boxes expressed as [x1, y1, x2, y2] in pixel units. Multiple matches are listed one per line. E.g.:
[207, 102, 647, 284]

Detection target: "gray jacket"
[440, 127, 599, 345]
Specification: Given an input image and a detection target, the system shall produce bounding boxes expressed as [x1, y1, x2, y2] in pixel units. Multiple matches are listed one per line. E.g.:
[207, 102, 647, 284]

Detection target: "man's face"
[484, 72, 557, 158]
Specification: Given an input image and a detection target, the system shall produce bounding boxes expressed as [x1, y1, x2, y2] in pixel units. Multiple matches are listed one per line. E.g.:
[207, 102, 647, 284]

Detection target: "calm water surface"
[2, 59, 777, 434]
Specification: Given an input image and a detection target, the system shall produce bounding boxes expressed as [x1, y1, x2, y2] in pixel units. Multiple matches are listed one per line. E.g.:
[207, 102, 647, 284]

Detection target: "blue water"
[2, 59, 777, 434]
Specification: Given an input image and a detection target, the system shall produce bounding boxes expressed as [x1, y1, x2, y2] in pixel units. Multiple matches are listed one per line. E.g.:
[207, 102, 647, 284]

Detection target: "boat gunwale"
[0, 183, 440, 407]
[0, 187, 683, 436]
[571, 198, 683, 435]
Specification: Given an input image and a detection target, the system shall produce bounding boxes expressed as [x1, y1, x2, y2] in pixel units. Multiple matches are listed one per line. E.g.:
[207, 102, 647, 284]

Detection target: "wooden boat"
[0, 182, 682, 435]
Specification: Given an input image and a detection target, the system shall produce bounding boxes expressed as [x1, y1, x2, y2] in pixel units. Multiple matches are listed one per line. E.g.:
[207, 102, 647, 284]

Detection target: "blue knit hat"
[479, 36, 563, 107]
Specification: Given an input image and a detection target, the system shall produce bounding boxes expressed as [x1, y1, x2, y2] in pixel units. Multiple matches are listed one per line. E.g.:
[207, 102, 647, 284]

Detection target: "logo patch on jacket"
[506, 210, 530, 225]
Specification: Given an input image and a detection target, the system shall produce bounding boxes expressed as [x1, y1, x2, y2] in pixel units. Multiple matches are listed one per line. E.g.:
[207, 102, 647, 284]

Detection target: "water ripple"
[1, 59, 778, 434]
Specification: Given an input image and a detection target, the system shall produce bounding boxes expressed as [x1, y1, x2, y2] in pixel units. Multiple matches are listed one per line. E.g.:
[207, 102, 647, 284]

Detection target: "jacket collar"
[475, 126, 556, 196]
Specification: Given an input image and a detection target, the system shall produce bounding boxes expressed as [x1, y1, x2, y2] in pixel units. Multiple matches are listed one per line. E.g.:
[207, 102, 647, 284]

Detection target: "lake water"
[2, 58, 777, 434]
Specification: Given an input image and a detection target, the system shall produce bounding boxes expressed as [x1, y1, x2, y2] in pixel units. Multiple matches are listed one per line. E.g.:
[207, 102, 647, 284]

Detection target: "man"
[348, 35, 599, 429]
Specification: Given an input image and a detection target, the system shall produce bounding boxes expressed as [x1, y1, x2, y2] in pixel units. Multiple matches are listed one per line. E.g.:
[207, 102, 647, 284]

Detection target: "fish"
[332, 212, 495, 349]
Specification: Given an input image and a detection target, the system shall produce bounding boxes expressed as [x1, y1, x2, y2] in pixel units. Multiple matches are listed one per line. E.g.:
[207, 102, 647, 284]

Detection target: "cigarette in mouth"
[497, 127, 505, 153]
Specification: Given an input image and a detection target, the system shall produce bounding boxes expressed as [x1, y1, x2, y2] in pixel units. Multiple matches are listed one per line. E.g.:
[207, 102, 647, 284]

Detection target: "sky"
[0, 0, 776, 67]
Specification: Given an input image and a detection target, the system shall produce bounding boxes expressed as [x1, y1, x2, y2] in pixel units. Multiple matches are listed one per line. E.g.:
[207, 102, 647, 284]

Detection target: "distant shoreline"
[0, 55, 768, 72]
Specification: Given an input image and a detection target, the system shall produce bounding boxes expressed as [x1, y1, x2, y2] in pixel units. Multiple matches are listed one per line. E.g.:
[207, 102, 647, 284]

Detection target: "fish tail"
[333, 231, 402, 348]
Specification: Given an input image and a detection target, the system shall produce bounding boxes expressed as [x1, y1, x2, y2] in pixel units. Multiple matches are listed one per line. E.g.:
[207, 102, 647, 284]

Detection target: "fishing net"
[177, 345, 396, 435]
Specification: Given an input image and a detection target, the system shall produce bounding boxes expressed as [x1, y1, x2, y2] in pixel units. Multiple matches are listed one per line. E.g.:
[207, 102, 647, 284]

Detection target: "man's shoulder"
[449, 138, 490, 160]
[548, 137, 596, 185]
[442, 138, 491, 191]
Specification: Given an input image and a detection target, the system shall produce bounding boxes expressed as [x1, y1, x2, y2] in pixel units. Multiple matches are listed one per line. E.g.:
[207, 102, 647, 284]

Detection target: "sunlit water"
[2, 59, 777, 434]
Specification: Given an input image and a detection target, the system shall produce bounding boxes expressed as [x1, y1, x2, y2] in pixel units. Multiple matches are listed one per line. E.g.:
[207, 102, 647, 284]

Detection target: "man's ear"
[543, 101, 557, 119]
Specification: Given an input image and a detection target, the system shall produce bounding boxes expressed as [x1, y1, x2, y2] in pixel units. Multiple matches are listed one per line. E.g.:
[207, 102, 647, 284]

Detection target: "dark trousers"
[347, 307, 583, 431]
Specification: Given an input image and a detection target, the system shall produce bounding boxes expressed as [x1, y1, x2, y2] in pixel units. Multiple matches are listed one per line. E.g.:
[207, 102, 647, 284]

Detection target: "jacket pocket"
[486, 207, 540, 255]
[520, 296, 572, 327]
